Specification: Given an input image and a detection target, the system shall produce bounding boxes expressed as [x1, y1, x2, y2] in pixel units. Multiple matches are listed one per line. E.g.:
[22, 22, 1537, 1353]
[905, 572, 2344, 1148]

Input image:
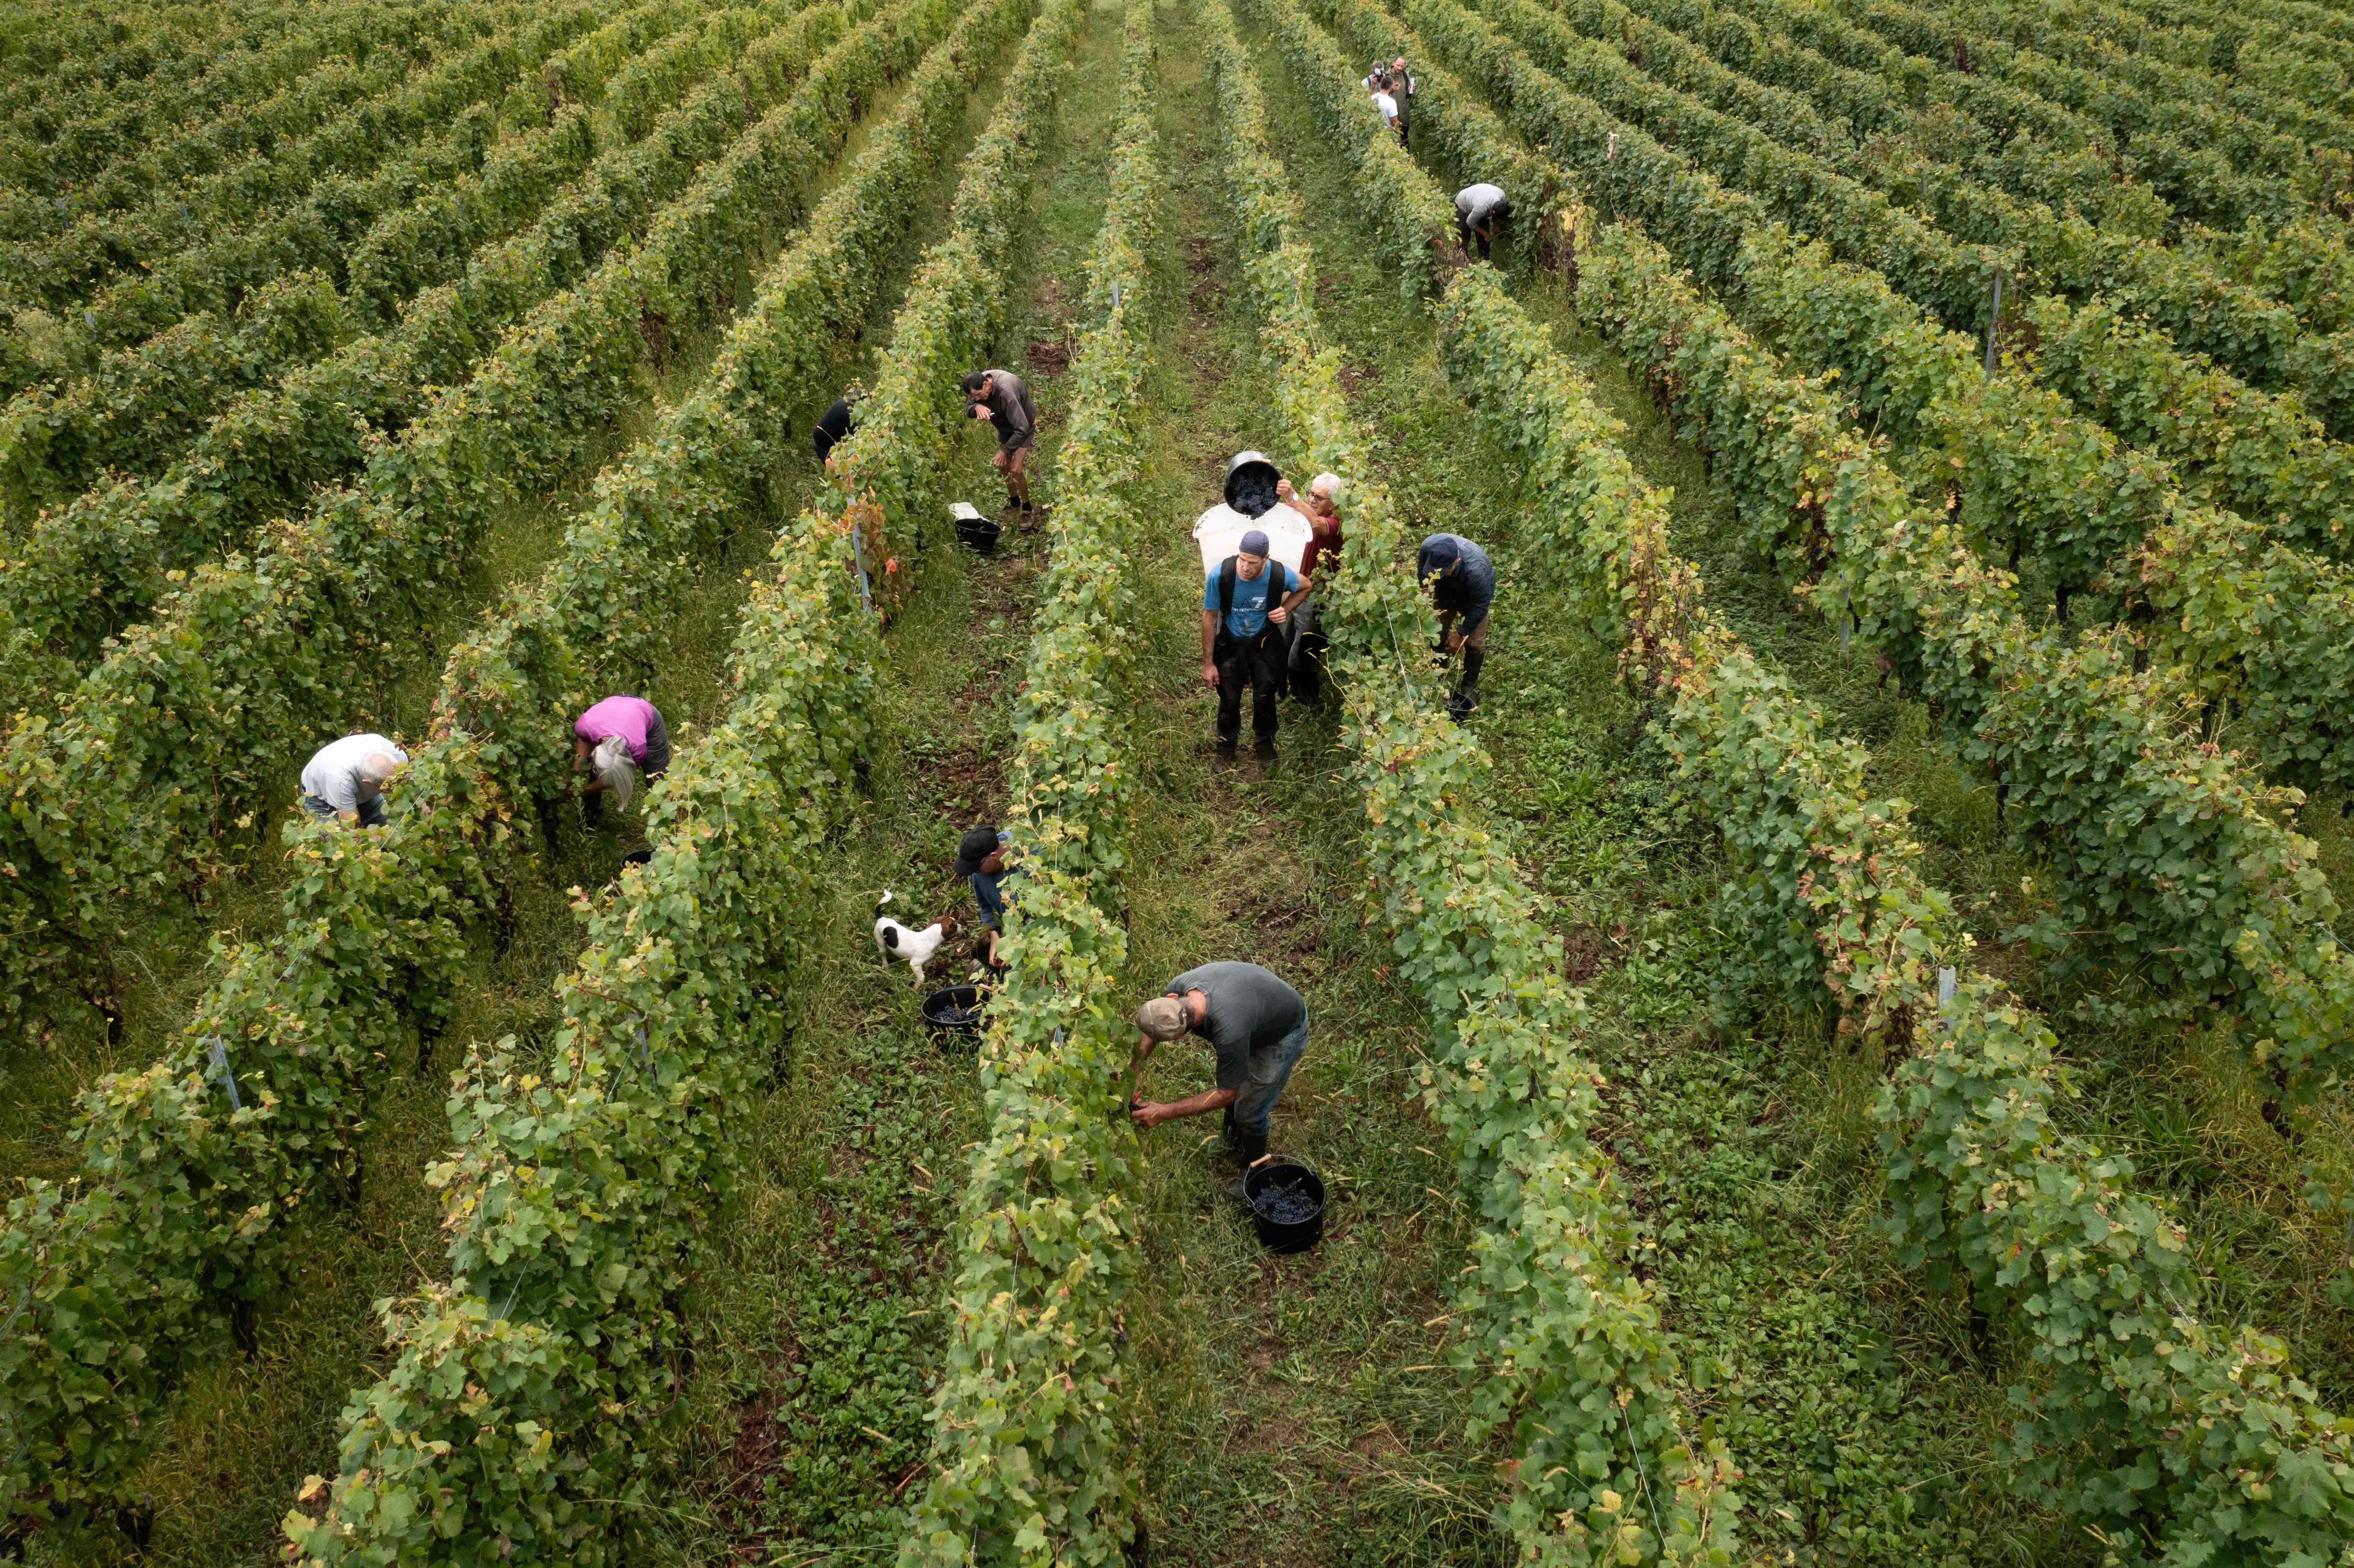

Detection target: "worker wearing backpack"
[1201, 527, 1307, 763]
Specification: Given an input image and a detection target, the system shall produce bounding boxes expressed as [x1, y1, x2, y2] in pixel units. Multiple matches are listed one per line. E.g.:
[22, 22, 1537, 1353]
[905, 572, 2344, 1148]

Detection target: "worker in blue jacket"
[1418, 532, 1495, 718]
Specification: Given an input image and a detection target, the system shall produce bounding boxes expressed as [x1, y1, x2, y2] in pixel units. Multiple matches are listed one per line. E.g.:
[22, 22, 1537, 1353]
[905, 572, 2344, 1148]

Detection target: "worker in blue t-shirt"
[1200, 526, 1308, 762]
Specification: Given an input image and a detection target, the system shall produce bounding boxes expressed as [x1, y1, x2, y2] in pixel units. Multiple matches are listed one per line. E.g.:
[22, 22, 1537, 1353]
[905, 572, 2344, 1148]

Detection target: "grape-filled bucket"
[1242, 1161, 1325, 1253]
[920, 982, 986, 1041]
[948, 501, 1000, 555]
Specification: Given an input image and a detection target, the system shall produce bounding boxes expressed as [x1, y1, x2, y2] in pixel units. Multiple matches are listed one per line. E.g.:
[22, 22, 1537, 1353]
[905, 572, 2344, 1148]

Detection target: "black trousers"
[1214, 626, 1283, 741]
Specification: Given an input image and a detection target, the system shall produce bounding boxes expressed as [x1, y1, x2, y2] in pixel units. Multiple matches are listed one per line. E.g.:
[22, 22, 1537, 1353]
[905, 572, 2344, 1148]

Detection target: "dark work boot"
[1214, 737, 1238, 770]
[1447, 651, 1482, 720]
[1225, 1129, 1270, 1201]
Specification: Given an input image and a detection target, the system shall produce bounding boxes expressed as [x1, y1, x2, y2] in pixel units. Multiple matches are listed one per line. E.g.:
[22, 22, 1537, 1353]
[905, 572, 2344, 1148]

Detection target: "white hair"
[592, 735, 637, 808]
[358, 752, 401, 794]
[1310, 472, 1342, 499]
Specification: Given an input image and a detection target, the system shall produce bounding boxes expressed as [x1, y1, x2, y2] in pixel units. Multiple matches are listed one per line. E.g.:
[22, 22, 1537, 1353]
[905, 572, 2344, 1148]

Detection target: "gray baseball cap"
[1135, 996, 1189, 1042]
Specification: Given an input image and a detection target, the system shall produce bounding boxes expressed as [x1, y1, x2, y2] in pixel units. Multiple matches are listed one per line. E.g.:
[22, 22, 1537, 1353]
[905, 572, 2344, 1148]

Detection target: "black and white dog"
[873, 892, 955, 986]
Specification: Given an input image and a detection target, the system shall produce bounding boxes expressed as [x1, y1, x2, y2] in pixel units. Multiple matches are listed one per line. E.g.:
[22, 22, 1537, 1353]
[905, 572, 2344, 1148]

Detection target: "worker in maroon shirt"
[1277, 473, 1343, 702]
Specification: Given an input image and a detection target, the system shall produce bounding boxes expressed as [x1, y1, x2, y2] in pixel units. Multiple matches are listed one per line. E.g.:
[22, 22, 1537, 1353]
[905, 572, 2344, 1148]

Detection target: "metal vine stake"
[1983, 267, 2004, 379]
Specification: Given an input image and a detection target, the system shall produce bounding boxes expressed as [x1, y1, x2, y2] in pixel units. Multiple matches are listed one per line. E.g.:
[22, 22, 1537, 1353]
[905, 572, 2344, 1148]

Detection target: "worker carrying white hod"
[1193, 450, 1311, 575]
[1193, 451, 1312, 761]
[1455, 182, 1512, 261]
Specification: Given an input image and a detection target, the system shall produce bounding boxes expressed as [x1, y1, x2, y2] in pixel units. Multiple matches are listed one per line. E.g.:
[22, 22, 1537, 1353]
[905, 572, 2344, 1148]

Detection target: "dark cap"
[1225, 450, 1281, 519]
[953, 825, 1002, 877]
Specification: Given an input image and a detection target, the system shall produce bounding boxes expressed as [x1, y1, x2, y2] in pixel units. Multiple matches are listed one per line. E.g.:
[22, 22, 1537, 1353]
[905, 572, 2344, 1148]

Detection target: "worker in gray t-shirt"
[1455, 182, 1512, 260]
[962, 367, 1038, 524]
[1131, 961, 1310, 1196]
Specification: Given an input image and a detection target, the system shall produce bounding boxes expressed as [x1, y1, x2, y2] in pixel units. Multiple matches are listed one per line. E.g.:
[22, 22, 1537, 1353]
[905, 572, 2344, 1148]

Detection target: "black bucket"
[920, 983, 986, 1039]
[954, 514, 1001, 555]
[1242, 1161, 1326, 1253]
[622, 848, 653, 867]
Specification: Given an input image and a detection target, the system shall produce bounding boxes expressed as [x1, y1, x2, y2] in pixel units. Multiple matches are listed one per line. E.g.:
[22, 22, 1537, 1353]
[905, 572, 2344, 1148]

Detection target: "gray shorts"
[1231, 1015, 1309, 1137]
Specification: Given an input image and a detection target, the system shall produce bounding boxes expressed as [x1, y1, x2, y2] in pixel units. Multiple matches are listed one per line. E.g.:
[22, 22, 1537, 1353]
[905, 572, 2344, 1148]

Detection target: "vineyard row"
[1, 0, 1008, 1544]
[285, 0, 1085, 1549]
[1212, 2, 1747, 1561]
[1248, 0, 2354, 1556]
[897, 5, 1159, 1561]
[0, 0, 917, 1039]
[0, 0, 749, 524]
[1370, 0, 2354, 1100]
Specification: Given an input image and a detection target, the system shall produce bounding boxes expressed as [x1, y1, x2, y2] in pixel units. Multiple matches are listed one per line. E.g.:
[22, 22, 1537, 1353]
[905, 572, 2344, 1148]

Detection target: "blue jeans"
[1231, 1015, 1308, 1137]
[303, 793, 385, 827]
[969, 869, 1009, 929]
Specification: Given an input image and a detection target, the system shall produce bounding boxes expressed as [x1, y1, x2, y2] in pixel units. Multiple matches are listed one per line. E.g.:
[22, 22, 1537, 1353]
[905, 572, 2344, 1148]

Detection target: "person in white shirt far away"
[300, 733, 408, 827]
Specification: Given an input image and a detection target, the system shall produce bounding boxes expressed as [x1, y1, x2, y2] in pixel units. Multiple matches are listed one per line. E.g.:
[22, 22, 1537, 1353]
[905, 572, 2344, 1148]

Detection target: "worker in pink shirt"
[573, 694, 670, 826]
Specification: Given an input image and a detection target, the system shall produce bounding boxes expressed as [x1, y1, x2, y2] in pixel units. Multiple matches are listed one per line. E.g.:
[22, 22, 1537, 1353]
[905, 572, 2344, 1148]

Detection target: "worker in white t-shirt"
[1369, 82, 1399, 140]
[1455, 182, 1513, 260]
[300, 733, 408, 827]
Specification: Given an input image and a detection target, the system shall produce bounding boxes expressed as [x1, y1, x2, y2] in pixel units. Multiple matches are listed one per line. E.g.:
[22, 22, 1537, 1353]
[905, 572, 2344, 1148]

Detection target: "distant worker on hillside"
[1130, 960, 1310, 1198]
[962, 368, 1037, 525]
[574, 694, 670, 826]
[1418, 532, 1495, 718]
[1455, 182, 1511, 260]
[813, 386, 861, 463]
[1275, 471, 1343, 702]
[1388, 57, 1415, 145]
[300, 733, 407, 827]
